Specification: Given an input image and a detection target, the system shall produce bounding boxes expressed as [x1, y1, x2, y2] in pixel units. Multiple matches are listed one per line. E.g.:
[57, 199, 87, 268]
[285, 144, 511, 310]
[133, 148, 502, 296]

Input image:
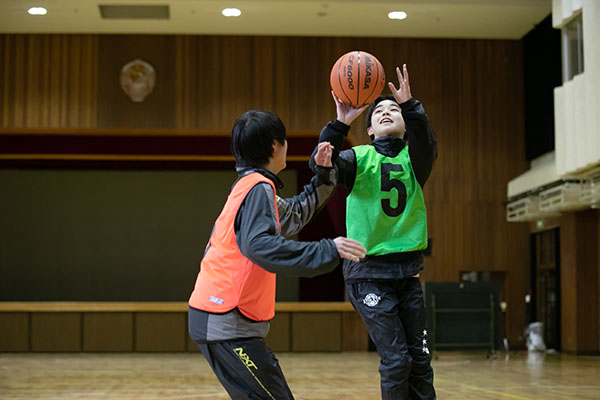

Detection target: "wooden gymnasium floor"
[1, 351, 599, 400]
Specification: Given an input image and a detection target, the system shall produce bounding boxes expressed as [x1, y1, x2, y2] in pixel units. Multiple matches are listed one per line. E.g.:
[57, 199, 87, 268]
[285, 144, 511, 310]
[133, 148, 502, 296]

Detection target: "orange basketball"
[330, 51, 386, 107]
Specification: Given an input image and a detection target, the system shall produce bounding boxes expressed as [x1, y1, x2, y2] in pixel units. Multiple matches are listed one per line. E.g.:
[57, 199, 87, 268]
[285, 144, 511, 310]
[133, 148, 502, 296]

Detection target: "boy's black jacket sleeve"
[234, 182, 340, 277]
[401, 98, 437, 187]
[277, 168, 337, 238]
[309, 120, 357, 191]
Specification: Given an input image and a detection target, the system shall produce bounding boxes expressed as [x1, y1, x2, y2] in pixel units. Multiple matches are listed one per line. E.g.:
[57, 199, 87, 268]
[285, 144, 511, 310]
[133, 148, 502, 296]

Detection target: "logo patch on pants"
[363, 293, 381, 307]
[234, 347, 258, 370]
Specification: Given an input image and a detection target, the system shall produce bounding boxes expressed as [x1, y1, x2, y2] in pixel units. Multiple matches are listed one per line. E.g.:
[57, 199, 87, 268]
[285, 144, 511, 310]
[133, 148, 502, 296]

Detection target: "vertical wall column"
[560, 210, 599, 353]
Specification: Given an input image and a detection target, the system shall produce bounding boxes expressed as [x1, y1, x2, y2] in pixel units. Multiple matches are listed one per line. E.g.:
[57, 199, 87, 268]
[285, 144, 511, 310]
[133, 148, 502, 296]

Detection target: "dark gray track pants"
[194, 337, 294, 400]
[347, 277, 436, 400]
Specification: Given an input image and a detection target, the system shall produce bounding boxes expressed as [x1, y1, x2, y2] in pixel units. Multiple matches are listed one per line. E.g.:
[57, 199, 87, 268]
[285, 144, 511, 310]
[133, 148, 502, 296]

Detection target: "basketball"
[330, 51, 386, 107]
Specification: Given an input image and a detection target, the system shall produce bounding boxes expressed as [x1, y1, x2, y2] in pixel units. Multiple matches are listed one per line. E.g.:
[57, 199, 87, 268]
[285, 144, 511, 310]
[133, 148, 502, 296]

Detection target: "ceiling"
[0, 0, 551, 39]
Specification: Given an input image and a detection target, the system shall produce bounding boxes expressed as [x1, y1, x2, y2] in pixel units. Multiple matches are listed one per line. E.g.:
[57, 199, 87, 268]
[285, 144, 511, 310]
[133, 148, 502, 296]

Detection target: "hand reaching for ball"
[332, 91, 368, 126]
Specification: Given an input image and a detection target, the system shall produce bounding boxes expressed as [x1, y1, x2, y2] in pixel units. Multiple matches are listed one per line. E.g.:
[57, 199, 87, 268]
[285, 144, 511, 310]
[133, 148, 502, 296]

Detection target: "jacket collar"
[236, 164, 284, 190]
[371, 135, 406, 158]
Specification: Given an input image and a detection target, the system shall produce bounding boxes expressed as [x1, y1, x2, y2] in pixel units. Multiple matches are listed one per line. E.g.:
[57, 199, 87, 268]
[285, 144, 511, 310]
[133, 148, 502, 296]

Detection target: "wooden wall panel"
[560, 211, 599, 353]
[292, 312, 341, 352]
[83, 313, 134, 352]
[416, 39, 530, 347]
[342, 311, 369, 351]
[175, 36, 278, 130]
[579, 212, 596, 352]
[0, 312, 29, 351]
[272, 37, 334, 131]
[187, 334, 201, 352]
[31, 312, 81, 352]
[561, 213, 580, 352]
[0, 35, 97, 128]
[266, 311, 291, 352]
[135, 312, 186, 352]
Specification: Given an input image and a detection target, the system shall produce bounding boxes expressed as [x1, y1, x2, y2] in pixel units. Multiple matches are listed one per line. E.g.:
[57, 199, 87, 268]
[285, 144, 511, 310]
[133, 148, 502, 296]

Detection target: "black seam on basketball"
[356, 52, 361, 106]
[337, 58, 353, 104]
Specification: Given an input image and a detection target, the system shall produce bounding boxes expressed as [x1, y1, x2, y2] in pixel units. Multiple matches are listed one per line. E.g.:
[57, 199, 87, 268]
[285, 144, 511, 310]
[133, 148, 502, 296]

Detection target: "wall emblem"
[120, 58, 156, 102]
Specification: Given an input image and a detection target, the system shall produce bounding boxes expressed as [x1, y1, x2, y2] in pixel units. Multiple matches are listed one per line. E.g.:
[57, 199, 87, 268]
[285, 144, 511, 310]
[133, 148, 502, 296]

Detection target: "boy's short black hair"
[365, 94, 399, 129]
[230, 110, 287, 168]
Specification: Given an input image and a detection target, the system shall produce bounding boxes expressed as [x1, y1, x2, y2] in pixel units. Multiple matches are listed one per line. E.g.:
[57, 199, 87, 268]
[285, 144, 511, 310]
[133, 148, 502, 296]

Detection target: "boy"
[311, 65, 437, 399]
[188, 109, 366, 400]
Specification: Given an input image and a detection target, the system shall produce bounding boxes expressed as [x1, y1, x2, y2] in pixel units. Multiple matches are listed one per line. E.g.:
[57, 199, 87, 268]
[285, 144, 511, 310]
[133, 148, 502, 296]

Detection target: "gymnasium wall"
[0, 34, 530, 344]
[558, 210, 599, 353]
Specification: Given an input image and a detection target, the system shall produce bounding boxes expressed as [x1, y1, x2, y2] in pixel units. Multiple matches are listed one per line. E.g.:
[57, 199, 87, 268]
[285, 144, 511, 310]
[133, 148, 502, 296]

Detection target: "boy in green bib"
[311, 65, 437, 399]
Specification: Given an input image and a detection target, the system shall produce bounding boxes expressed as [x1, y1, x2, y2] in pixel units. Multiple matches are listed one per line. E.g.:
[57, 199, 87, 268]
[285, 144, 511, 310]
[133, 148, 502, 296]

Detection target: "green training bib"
[346, 144, 428, 255]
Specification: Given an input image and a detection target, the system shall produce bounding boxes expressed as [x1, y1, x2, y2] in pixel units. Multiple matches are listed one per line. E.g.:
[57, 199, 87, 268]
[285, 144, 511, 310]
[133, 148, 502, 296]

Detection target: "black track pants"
[347, 278, 436, 400]
[195, 337, 294, 400]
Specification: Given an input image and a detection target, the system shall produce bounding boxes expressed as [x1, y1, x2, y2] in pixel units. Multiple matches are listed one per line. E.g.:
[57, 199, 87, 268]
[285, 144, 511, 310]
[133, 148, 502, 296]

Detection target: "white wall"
[553, 0, 600, 176]
[507, 0, 598, 199]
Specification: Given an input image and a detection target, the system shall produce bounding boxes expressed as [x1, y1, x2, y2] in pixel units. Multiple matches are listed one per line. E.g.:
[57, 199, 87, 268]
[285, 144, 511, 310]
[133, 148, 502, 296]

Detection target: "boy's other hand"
[333, 237, 367, 262]
[331, 91, 368, 126]
[315, 142, 334, 167]
[388, 64, 412, 104]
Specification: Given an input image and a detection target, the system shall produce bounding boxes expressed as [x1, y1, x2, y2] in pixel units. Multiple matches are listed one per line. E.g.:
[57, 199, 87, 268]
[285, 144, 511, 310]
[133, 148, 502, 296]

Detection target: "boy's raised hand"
[388, 64, 412, 104]
[333, 237, 366, 262]
[314, 141, 334, 167]
[331, 91, 368, 126]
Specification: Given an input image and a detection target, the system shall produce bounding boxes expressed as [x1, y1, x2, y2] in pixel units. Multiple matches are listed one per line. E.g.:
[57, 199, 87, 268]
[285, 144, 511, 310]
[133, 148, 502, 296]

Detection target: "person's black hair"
[365, 94, 400, 130]
[230, 110, 286, 168]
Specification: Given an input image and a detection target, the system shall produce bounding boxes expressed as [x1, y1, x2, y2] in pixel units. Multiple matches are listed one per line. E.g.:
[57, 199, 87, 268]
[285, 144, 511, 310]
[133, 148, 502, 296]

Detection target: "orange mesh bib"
[189, 173, 280, 321]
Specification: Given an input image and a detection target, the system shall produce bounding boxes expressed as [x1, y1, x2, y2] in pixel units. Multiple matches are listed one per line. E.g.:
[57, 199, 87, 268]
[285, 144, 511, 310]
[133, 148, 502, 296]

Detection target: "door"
[532, 228, 561, 350]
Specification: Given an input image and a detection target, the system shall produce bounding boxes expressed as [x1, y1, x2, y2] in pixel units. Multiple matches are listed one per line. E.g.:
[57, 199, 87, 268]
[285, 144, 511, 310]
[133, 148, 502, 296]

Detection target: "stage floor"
[1, 351, 599, 399]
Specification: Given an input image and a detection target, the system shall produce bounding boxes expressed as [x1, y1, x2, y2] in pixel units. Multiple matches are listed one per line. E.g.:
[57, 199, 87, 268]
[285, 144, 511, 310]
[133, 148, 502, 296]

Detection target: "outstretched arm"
[390, 64, 437, 187]
[235, 183, 366, 277]
[277, 142, 336, 238]
[309, 91, 366, 190]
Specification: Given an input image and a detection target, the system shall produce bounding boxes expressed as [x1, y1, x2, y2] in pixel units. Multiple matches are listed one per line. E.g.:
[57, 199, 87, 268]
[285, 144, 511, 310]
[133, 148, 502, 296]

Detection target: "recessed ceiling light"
[28, 7, 48, 16]
[388, 11, 407, 20]
[222, 8, 241, 17]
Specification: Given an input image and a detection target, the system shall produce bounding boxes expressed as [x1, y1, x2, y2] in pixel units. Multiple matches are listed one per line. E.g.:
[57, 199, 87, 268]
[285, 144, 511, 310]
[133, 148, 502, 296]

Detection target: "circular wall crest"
[120, 59, 156, 103]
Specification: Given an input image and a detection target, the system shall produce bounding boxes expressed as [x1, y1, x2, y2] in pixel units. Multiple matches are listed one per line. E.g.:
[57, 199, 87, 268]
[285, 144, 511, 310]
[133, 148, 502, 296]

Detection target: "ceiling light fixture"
[28, 7, 48, 16]
[388, 11, 407, 20]
[222, 8, 241, 17]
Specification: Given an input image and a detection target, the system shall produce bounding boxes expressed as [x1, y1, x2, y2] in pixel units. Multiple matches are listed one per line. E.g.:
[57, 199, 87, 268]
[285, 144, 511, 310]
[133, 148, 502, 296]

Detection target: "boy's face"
[270, 139, 288, 174]
[367, 99, 406, 139]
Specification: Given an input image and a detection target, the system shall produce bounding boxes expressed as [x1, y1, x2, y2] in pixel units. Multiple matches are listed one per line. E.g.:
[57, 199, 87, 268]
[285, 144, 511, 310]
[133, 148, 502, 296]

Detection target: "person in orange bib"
[188, 109, 366, 400]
